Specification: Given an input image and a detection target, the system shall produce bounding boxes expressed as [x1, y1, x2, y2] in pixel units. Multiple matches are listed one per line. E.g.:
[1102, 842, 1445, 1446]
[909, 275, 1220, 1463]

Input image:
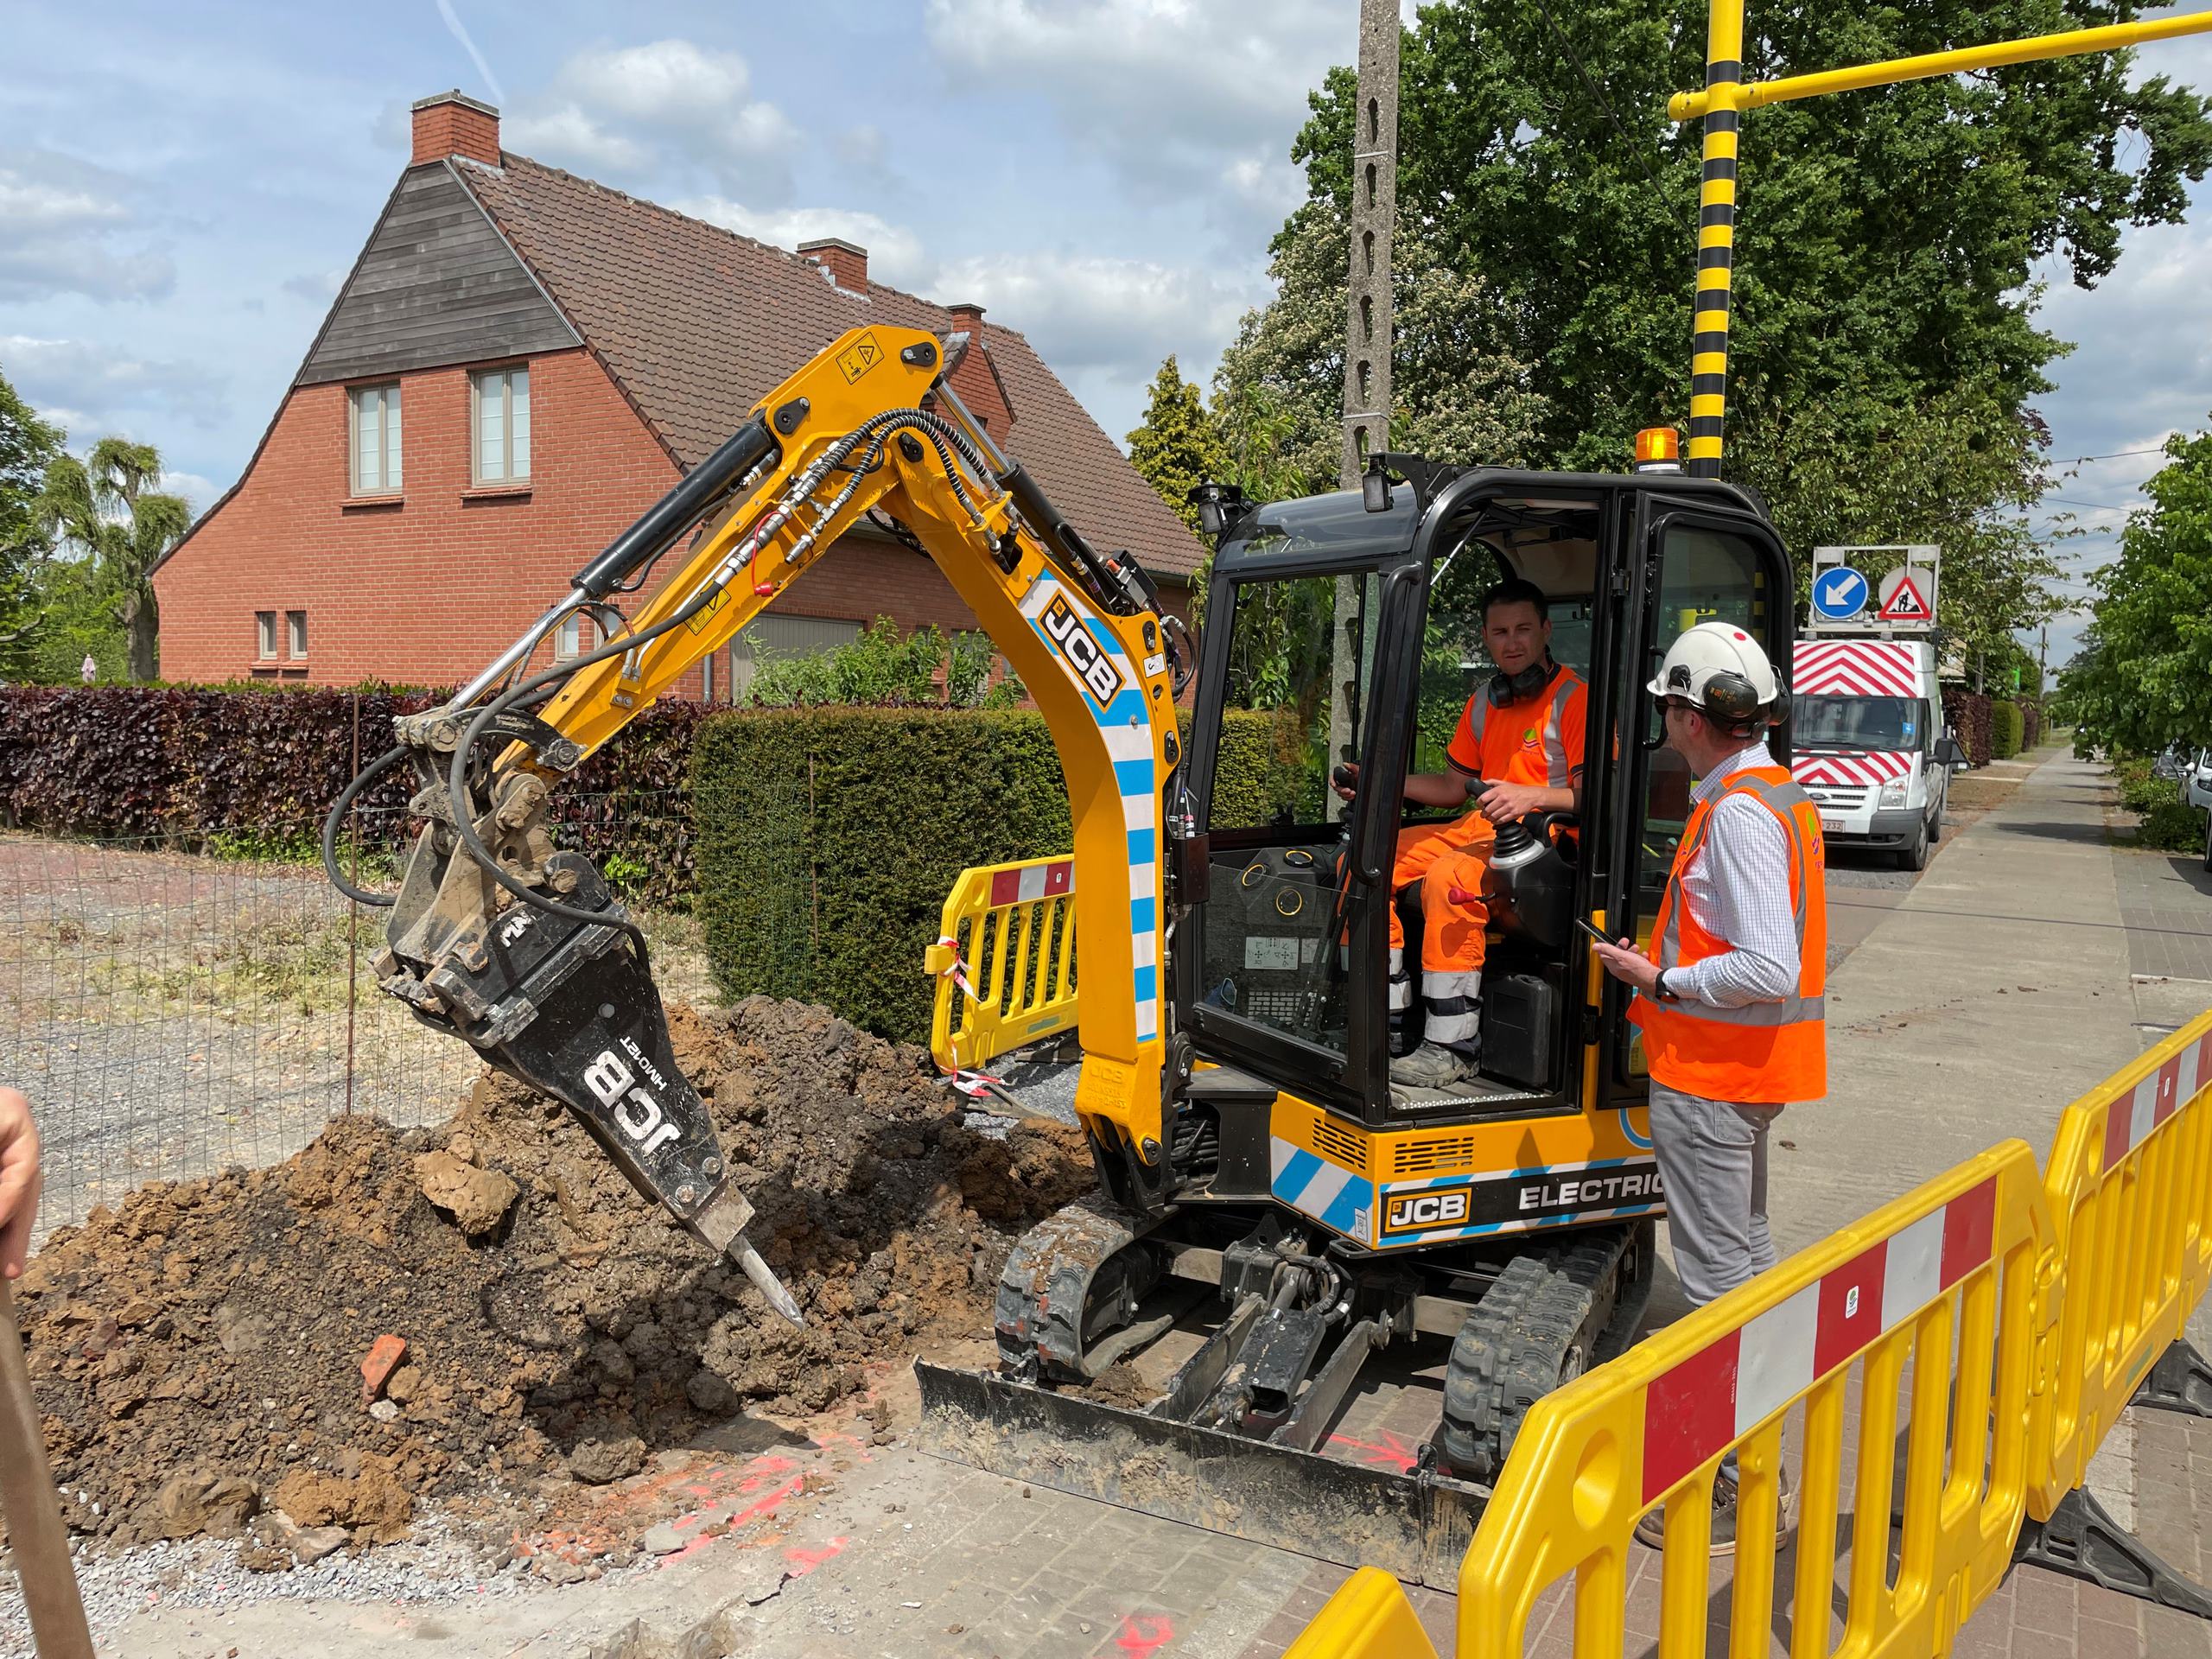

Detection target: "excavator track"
[994, 1198, 1165, 1383]
[1438, 1219, 1652, 1482]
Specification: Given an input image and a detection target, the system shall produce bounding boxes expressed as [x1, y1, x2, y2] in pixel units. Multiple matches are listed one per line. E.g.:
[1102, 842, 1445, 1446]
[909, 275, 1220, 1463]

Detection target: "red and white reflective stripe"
[1793, 640, 1921, 697]
[987, 859, 1075, 907]
[943, 1068, 1006, 1098]
[1639, 1175, 1999, 1504]
[2103, 1028, 2212, 1172]
[1794, 750, 1913, 788]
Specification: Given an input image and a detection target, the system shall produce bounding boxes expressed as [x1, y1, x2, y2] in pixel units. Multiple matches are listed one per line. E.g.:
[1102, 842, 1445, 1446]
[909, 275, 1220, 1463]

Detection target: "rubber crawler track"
[1438, 1229, 1631, 1483]
[994, 1198, 1154, 1383]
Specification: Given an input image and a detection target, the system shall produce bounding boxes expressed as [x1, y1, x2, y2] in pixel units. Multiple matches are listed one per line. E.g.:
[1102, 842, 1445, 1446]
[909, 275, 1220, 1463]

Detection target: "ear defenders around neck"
[1487, 656, 1556, 707]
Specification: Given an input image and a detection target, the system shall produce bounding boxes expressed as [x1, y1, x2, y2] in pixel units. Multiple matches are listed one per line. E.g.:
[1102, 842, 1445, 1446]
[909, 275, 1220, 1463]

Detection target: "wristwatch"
[1653, 969, 1683, 1003]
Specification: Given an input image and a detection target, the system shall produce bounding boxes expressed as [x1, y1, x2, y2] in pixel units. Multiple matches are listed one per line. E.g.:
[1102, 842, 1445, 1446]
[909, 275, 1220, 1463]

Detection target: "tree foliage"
[35, 438, 189, 683]
[0, 364, 65, 677]
[1126, 355, 1228, 530]
[2060, 425, 2212, 755]
[1213, 200, 1545, 495]
[1284, 0, 2208, 640]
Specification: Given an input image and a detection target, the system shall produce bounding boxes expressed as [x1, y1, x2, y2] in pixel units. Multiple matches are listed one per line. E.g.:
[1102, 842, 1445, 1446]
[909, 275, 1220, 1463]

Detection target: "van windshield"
[1795, 695, 1923, 752]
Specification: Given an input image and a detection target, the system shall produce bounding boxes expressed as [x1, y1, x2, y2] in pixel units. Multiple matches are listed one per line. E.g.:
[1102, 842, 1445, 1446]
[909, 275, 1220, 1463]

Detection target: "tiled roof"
[458, 154, 1202, 581]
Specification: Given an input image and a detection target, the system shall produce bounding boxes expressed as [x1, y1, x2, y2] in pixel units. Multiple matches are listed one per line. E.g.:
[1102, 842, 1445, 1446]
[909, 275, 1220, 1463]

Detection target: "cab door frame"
[1595, 492, 1797, 1107]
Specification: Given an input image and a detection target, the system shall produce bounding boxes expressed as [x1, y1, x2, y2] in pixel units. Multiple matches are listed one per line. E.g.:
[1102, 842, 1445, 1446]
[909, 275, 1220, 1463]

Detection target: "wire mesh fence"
[0, 790, 702, 1235]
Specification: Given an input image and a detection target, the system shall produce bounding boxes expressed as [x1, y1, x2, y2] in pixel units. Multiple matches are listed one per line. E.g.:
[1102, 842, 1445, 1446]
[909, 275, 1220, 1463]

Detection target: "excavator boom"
[328, 325, 1183, 1325]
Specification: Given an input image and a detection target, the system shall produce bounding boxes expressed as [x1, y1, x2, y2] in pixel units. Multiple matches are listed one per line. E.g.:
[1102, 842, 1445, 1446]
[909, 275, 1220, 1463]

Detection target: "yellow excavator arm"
[329, 326, 1183, 1325]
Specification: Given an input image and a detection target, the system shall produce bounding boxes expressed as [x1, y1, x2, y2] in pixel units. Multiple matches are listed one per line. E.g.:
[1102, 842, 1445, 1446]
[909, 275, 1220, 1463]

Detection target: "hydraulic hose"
[320, 741, 414, 907]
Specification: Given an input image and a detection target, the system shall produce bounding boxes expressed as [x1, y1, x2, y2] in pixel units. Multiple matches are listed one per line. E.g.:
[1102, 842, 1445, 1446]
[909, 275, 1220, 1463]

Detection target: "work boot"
[1634, 1478, 1739, 1558]
[1389, 1041, 1474, 1089]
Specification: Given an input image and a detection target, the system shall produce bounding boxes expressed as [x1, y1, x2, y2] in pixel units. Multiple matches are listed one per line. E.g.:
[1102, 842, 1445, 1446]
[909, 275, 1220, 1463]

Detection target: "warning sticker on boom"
[836, 333, 886, 384]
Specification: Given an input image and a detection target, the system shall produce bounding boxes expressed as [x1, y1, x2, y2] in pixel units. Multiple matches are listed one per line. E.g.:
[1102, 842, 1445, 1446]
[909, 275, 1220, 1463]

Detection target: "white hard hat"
[1647, 621, 1785, 728]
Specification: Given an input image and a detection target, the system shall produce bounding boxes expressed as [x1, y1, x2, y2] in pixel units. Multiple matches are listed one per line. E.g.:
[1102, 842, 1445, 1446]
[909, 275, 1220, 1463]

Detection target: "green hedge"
[692, 708, 1294, 1043]
[1991, 700, 2024, 760]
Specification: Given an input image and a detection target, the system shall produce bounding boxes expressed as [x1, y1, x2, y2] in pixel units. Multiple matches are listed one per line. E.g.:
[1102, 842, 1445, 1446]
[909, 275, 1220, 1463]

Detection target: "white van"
[1789, 639, 1966, 870]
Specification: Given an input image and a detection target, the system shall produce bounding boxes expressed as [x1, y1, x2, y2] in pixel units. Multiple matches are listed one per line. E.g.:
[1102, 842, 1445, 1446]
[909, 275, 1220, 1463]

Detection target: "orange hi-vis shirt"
[1446, 664, 1588, 789]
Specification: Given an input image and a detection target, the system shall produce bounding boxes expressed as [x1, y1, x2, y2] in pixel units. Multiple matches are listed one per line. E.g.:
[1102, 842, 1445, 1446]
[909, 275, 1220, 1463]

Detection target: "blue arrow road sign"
[1812, 567, 1869, 621]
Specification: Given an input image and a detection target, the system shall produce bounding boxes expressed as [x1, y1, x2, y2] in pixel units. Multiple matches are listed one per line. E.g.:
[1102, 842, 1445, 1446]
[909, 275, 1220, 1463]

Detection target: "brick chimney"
[798, 237, 868, 290]
[411, 92, 500, 168]
[940, 303, 1012, 436]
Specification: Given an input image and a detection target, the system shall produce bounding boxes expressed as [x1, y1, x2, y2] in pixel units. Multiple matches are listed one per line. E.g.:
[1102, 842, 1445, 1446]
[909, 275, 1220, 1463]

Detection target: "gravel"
[0, 1512, 632, 1659]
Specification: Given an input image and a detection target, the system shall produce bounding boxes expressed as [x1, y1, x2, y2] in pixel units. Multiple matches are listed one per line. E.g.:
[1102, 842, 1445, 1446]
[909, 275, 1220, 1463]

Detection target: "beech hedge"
[1942, 688, 1993, 769]
[692, 708, 1293, 1044]
[0, 685, 706, 907]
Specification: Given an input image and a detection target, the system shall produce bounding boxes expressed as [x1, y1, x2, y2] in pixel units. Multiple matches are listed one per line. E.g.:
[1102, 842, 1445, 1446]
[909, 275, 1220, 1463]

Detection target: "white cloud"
[506, 41, 798, 199]
[674, 198, 935, 289]
[0, 148, 173, 302]
[0, 335, 219, 432]
[922, 0, 1345, 228]
[158, 469, 220, 512]
[931, 251, 1254, 376]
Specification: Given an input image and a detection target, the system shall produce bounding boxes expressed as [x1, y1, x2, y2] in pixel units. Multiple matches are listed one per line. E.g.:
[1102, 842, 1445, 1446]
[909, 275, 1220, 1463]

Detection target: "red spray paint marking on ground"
[656, 1474, 810, 1564]
[1326, 1428, 1421, 1472]
[1116, 1614, 1175, 1656]
[784, 1535, 849, 1577]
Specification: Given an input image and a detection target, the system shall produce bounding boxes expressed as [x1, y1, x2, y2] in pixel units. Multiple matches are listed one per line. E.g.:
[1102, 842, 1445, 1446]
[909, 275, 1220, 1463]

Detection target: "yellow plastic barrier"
[1454, 1141, 2053, 1658]
[2031, 1010, 2212, 1514]
[1283, 1567, 1440, 1659]
[925, 855, 1080, 1076]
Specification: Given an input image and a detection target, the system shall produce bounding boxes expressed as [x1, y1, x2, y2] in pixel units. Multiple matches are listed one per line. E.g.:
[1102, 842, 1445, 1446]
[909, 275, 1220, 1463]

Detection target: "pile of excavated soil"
[19, 996, 1091, 1556]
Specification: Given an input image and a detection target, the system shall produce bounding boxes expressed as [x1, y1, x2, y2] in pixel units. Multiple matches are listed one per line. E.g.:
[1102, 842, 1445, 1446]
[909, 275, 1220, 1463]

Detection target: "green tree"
[36, 438, 190, 683]
[0, 364, 65, 677]
[1284, 0, 2208, 607]
[2060, 425, 2212, 756]
[1125, 355, 1228, 530]
[1213, 200, 1545, 497]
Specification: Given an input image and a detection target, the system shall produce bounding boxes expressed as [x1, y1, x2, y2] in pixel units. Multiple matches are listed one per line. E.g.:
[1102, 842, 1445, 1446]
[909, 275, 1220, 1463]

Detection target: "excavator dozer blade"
[911, 1361, 1484, 1588]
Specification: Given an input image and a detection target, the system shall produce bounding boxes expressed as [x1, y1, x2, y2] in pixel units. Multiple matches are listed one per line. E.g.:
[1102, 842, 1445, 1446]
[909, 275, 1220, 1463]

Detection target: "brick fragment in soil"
[16, 995, 1092, 1560]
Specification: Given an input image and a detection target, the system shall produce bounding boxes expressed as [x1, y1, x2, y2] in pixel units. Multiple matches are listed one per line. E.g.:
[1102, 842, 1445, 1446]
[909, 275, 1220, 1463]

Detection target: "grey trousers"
[1649, 1083, 1785, 1310]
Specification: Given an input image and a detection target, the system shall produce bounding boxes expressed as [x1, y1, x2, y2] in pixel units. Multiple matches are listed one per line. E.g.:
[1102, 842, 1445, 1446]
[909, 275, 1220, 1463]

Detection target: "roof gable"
[297, 162, 581, 387]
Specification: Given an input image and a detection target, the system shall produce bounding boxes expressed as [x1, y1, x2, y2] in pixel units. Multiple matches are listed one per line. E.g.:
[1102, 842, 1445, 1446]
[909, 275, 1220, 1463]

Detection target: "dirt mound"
[19, 996, 1091, 1554]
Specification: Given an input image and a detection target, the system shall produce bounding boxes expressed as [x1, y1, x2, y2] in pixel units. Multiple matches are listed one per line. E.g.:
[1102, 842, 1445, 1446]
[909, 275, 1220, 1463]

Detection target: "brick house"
[152, 92, 1202, 696]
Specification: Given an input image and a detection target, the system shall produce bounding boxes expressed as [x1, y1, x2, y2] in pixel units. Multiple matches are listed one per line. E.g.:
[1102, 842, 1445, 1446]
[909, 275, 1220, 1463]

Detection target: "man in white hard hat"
[1591, 620, 1827, 1556]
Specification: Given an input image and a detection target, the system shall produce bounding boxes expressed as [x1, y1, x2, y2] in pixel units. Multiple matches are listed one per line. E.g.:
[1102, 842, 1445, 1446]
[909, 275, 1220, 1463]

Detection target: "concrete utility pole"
[1332, 0, 1400, 770]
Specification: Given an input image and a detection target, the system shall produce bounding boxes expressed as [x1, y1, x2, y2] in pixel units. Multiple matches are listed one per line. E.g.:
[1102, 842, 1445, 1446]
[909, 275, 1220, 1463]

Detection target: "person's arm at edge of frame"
[0, 1088, 41, 1280]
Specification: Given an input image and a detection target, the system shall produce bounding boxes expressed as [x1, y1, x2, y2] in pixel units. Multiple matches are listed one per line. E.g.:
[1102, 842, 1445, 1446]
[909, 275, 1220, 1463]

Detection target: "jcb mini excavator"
[326, 325, 1794, 1581]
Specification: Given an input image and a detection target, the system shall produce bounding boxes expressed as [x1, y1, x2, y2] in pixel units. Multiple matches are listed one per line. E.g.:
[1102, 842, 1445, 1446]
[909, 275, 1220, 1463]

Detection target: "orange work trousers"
[1388, 813, 1493, 972]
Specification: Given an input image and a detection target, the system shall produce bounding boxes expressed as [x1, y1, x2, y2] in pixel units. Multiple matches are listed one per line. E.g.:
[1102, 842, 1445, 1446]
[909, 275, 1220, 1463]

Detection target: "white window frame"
[286, 610, 308, 659]
[256, 611, 277, 660]
[556, 613, 599, 659]
[349, 383, 403, 496]
[471, 365, 531, 486]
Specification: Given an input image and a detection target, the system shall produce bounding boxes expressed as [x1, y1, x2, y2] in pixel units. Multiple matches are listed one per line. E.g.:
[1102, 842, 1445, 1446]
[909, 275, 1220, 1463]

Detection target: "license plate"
[1821, 817, 1844, 832]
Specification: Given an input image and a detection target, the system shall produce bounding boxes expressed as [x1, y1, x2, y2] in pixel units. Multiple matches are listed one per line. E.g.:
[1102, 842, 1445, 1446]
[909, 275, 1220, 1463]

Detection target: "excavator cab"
[931, 456, 1795, 1580]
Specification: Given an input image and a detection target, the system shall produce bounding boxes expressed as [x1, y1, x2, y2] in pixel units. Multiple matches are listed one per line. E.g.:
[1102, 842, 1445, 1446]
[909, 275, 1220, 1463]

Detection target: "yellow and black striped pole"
[1688, 0, 1746, 479]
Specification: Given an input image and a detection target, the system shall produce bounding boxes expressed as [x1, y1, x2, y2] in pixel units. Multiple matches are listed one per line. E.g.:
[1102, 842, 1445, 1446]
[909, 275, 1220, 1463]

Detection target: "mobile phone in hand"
[1573, 916, 1616, 948]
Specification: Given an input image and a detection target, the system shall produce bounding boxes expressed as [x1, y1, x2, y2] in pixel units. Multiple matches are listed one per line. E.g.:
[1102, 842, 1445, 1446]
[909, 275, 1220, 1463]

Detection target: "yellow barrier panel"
[1283, 1567, 1441, 1659]
[2030, 1010, 2212, 1516]
[926, 855, 1080, 1076]
[1456, 1141, 2053, 1658]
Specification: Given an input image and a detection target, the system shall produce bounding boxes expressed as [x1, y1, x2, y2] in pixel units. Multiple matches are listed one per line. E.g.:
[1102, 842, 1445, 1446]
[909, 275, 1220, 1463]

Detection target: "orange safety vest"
[1630, 766, 1827, 1103]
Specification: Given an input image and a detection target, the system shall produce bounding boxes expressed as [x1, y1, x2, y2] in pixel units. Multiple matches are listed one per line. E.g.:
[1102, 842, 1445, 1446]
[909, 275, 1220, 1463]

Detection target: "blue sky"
[3, 1, 2207, 670]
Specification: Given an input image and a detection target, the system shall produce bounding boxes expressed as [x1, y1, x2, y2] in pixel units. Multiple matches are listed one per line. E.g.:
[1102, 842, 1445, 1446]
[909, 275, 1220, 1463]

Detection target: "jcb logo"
[1040, 594, 1125, 708]
[582, 1049, 681, 1156]
[1383, 1186, 1471, 1236]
